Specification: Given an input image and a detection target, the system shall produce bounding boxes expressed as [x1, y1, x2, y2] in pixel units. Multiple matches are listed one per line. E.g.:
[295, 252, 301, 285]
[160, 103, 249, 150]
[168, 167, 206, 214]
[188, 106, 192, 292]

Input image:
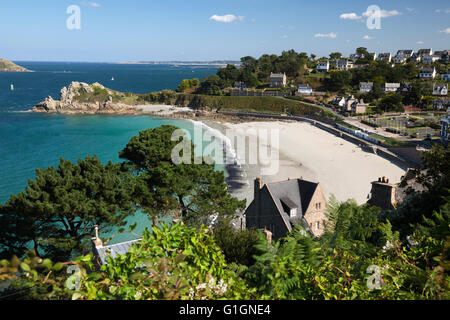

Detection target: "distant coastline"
[113, 61, 240, 67]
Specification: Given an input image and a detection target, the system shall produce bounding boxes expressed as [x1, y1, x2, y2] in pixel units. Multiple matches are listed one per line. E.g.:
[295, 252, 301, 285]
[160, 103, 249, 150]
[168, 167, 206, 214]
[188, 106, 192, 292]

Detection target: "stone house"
[342, 95, 357, 112]
[269, 73, 287, 88]
[245, 178, 328, 239]
[367, 172, 425, 211]
[351, 100, 367, 114]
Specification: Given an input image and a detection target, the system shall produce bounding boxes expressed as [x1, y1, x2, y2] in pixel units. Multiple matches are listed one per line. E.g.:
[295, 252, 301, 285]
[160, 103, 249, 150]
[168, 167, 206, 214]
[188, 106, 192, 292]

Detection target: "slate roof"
[93, 239, 142, 265]
[265, 179, 319, 231]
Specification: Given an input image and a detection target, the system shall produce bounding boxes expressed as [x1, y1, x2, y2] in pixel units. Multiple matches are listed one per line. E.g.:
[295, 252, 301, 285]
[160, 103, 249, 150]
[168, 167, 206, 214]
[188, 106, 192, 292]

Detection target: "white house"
[377, 53, 392, 62]
[417, 49, 433, 57]
[331, 96, 346, 107]
[349, 53, 361, 61]
[298, 84, 313, 95]
[396, 50, 414, 58]
[423, 55, 440, 64]
[410, 53, 421, 63]
[384, 83, 401, 92]
[442, 71, 450, 81]
[316, 60, 329, 72]
[359, 82, 373, 93]
[394, 54, 407, 64]
[433, 84, 448, 96]
[419, 67, 437, 79]
[335, 60, 354, 70]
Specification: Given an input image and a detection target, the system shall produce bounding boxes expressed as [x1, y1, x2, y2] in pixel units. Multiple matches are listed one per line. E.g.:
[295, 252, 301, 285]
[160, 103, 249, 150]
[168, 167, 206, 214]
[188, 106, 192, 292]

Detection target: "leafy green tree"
[217, 64, 240, 86]
[238, 69, 259, 88]
[379, 93, 404, 113]
[329, 52, 342, 60]
[213, 222, 261, 266]
[1, 223, 253, 300]
[240, 56, 258, 73]
[325, 71, 352, 92]
[0, 156, 134, 260]
[196, 75, 224, 95]
[119, 125, 245, 227]
[176, 78, 200, 92]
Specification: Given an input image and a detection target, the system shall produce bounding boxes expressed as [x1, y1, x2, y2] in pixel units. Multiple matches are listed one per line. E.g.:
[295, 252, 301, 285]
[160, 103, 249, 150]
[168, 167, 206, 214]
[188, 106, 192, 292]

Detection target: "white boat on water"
[111, 77, 115, 81]
[10, 84, 14, 91]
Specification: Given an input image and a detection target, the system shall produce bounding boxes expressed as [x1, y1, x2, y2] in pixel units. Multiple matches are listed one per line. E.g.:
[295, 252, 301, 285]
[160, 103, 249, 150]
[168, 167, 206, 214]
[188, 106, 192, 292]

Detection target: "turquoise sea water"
[0, 62, 219, 243]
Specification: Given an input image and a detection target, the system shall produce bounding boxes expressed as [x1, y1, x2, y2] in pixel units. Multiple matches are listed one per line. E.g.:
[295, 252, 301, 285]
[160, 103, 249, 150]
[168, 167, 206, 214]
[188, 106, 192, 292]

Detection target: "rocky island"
[32, 82, 142, 114]
[0, 58, 31, 72]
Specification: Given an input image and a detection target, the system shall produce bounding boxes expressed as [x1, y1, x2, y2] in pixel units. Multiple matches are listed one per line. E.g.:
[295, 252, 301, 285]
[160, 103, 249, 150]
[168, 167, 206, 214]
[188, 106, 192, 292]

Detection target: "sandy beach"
[208, 120, 406, 207]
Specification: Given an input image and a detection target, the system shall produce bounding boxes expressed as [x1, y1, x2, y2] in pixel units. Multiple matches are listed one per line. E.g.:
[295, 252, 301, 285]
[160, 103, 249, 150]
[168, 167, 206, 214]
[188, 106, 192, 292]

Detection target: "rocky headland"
[32, 82, 139, 114]
[31, 81, 243, 122]
[0, 58, 31, 72]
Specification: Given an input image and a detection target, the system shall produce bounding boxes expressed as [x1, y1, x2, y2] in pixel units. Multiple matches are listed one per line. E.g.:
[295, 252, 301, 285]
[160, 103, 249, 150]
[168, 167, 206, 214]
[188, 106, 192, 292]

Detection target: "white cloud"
[439, 27, 450, 34]
[282, 35, 288, 38]
[435, 9, 450, 14]
[81, 1, 101, 7]
[209, 14, 244, 23]
[416, 41, 424, 44]
[362, 35, 373, 40]
[340, 13, 362, 20]
[362, 9, 401, 18]
[314, 32, 337, 39]
[406, 7, 414, 12]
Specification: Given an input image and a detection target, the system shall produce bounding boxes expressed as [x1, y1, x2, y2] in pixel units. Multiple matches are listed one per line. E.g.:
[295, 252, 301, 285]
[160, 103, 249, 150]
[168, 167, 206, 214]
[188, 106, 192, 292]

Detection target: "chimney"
[91, 225, 103, 248]
[263, 226, 272, 243]
[367, 179, 398, 211]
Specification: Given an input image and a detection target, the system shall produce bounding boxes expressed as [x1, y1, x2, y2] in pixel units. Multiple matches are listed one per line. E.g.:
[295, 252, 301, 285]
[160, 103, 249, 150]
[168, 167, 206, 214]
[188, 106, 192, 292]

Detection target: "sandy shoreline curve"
[207, 120, 406, 207]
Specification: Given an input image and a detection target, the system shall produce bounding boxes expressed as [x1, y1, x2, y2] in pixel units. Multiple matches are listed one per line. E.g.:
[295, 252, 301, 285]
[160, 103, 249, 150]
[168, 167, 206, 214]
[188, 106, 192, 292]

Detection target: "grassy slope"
[70, 83, 339, 122]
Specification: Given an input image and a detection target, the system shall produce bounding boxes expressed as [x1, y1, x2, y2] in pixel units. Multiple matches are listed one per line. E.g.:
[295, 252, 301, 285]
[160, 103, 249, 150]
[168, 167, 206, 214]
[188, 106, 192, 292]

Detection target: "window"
[315, 202, 321, 210]
[315, 221, 320, 231]
[290, 208, 297, 217]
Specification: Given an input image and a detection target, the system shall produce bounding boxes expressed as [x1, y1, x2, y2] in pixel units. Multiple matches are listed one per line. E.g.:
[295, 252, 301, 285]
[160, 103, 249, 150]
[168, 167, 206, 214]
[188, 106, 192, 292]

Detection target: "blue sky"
[0, 0, 449, 62]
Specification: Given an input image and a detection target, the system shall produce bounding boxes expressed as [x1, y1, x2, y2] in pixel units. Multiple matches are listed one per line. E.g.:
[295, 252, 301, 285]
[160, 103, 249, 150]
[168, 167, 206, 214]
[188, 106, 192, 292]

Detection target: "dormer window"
[290, 207, 297, 217]
[280, 197, 298, 218]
